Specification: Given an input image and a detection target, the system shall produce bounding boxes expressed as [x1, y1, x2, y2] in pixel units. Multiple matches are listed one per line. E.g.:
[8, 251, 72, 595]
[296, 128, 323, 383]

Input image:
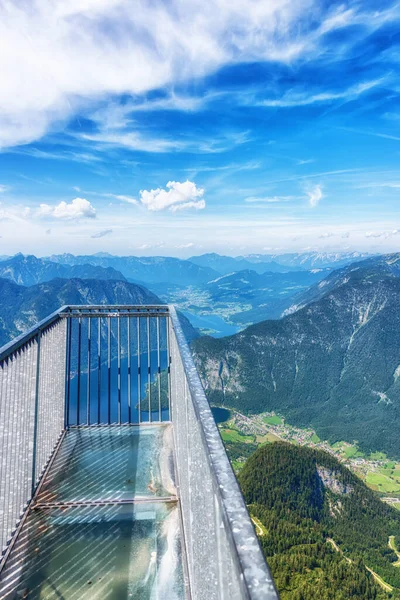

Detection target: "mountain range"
[0, 252, 366, 335]
[0, 254, 127, 286]
[189, 253, 299, 274]
[190, 251, 371, 274]
[47, 253, 218, 286]
[193, 254, 400, 459]
[0, 277, 198, 346]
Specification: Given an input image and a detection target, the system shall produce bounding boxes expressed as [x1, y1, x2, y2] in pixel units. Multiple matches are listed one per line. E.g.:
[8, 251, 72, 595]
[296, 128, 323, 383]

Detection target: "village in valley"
[218, 409, 400, 510]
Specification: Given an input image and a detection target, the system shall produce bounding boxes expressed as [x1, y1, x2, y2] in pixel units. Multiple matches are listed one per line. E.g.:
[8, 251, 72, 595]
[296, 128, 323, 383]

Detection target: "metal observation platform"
[0, 305, 277, 599]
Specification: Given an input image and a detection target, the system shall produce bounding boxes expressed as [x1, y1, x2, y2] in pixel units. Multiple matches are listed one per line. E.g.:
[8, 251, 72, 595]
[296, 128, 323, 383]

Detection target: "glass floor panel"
[0, 503, 186, 600]
[37, 425, 177, 503]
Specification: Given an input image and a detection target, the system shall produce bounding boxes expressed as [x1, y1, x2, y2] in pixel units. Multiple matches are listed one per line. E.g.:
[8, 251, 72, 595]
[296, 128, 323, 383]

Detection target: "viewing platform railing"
[0, 305, 278, 600]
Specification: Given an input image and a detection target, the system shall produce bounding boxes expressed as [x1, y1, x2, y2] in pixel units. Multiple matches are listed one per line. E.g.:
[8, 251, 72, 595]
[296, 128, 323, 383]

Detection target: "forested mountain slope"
[193, 259, 400, 458]
[239, 442, 400, 599]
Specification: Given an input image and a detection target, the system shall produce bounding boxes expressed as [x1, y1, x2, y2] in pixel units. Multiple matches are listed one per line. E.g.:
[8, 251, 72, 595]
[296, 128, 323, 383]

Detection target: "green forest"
[238, 442, 400, 599]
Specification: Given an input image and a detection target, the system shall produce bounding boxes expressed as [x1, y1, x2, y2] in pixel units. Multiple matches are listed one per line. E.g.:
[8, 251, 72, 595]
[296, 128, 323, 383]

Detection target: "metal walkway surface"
[0, 425, 187, 600]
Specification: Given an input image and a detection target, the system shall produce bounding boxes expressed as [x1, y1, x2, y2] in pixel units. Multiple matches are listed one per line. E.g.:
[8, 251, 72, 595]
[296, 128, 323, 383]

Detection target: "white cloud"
[0, 0, 390, 148]
[0, 185, 8, 193]
[306, 184, 324, 207]
[140, 181, 205, 212]
[138, 242, 165, 250]
[176, 243, 195, 249]
[319, 232, 334, 238]
[37, 197, 96, 220]
[365, 229, 400, 239]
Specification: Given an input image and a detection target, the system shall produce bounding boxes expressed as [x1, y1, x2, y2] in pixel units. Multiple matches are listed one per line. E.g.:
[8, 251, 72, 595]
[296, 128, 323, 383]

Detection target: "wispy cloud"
[77, 190, 138, 205]
[356, 181, 400, 189]
[340, 127, 400, 143]
[306, 184, 324, 207]
[91, 229, 113, 238]
[175, 242, 195, 249]
[1, 0, 393, 148]
[79, 128, 251, 154]
[137, 242, 165, 250]
[365, 229, 400, 239]
[184, 161, 260, 174]
[245, 195, 298, 203]
[297, 159, 314, 165]
[257, 78, 385, 108]
[10, 147, 103, 163]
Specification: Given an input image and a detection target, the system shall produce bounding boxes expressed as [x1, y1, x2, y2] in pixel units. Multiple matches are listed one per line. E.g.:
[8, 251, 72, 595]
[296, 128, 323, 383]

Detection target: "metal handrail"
[169, 306, 279, 600]
[0, 305, 170, 362]
[0, 305, 68, 362]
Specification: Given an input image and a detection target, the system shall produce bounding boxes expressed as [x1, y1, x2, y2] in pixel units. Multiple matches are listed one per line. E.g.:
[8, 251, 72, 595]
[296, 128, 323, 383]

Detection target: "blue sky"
[1, 0, 400, 256]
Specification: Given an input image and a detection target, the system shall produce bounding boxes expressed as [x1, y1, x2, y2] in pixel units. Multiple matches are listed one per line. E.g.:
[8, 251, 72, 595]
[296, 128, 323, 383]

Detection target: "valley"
[194, 254, 400, 461]
[216, 407, 400, 509]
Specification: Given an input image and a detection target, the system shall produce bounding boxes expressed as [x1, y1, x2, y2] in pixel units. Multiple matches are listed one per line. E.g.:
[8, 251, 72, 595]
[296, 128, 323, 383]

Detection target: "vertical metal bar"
[77, 316, 82, 426]
[87, 316, 91, 425]
[147, 316, 151, 422]
[2, 355, 14, 541]
[25, 341, 35, 505]
[66, 316, 72, 428]
[157, 316, 161, 422]
[128, 311, 131, 424]
[31, 331, 41, 495]
[137, 317, 141, 424]
[97, 317, 101, 424]
[107, 316, 111, 424]
[166, 314, 172, 419]
[64, 316, 72, 429]
[15, 347, 25, 524]
[117, 314, 121, 425]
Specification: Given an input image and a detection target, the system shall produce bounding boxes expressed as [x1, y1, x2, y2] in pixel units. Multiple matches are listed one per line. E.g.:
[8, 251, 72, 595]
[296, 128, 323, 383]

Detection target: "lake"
[211, 407, 231, 424]
[182, 311, 241, 338]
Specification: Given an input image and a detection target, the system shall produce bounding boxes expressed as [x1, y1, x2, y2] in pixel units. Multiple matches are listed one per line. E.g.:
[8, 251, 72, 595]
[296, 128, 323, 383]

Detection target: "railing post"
[31, 330, 41, 496]
[147, 316, 151, 421]
[77, 315, 82, 426]
[127, 311, 131, 424]
[64, 316, 71, 429]
[166, 314, 172, 418]
[87, 316, 91, 425]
